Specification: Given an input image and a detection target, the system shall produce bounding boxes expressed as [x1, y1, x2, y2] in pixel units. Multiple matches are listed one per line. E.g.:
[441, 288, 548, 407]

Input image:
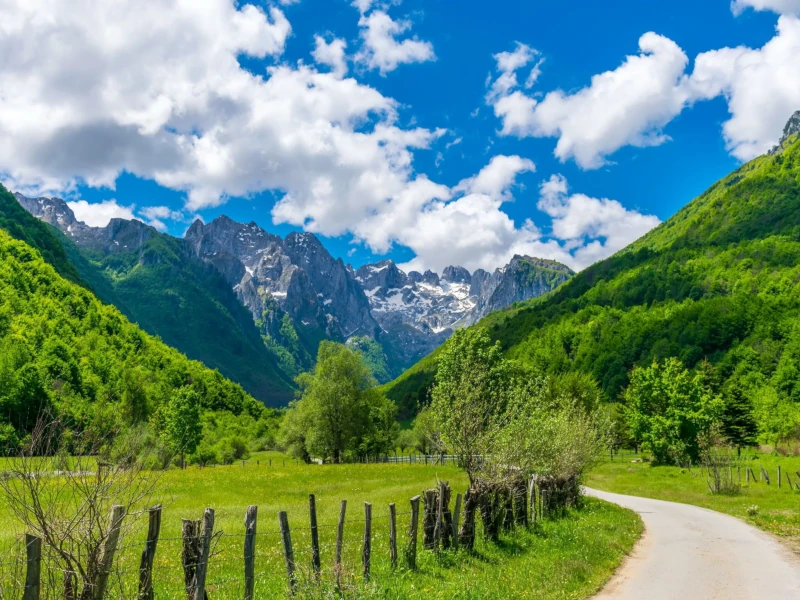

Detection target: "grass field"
[587, 452, 800, 554]
[0, 452, 642, 599]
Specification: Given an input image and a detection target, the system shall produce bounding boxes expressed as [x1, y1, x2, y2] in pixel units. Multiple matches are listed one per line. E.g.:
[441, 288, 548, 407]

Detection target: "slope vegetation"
[0, 227, 263, 437]
[0, 186, 294, 405]
[386, 135, 800, 417]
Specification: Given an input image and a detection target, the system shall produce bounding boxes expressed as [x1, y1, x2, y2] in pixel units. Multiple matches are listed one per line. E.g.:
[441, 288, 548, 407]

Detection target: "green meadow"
[0, 454, 641, 599]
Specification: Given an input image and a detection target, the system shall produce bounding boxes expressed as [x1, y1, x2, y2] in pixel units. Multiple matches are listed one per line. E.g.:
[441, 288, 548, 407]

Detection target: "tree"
[720, 385, 758, 455]
[396, 429, 416, 455]
[429, 328, 508, 482]
[624, 358, 723, 465]
[411, 408, 440, 455]
[278, 342, 398, 463]
[161, 386, 202, 465]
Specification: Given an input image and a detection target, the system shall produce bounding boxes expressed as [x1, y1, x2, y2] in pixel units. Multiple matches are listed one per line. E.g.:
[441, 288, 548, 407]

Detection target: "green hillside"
[0, 186, 294, 406]
[0, 188, 83, 285]
[0, 227, 265, 441]
[386, 136, 800, 433]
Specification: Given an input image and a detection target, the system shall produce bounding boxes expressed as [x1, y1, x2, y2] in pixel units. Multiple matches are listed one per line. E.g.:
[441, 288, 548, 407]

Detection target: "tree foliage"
[278, 341, 398, 462]
[0, 227, 276, 455]
[624, 358, 723, 465]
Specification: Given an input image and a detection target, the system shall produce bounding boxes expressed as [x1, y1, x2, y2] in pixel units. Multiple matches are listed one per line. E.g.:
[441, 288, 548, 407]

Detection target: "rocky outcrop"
[355, 255, 573, 369]
[185, 217, 379, 343]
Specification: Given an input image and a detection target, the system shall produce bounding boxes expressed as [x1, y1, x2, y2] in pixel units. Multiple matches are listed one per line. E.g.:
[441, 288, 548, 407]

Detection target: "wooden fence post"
[93, 505, 126, 600]
[137, 505, 162, 600]
[406, 495, 420, 570]
[23, 534, 41, 600]
[761, 466, 770, 485]
[746, 467, 750, 483]
[786, 471, 794, 491]
[335, 500, 347, 578]
[363, 502, 372, 581]
[778, 465, 782, 489]
[434, 482, 444, 551]
[278, 511, 296, 594]
[244, 506, 257, 600]
[452, 493, 462, 550]
[309, 495, 321, 580]
[389, 503, 398, 569]
[193, 508, 214, 600]
[182, 519, 201, 597]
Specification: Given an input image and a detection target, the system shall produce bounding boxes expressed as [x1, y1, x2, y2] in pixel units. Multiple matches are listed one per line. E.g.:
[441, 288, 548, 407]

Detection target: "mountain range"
[384, 111, 800, 424]
[10, 190, 572, 405]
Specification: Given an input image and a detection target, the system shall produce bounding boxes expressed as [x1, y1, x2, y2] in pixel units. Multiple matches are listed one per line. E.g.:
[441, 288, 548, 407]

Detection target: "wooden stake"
[181, 519, 201, 597]
[137, 505, 162, 600]
[406, 495, 420, 570]
[778, 465, 782, 489]
[363, 502, 372, 581]
[193, 508, 214, 600]
[23, 534, 41, 600]
[389, 503, 398, 569]
[93, 505, 126, 600]
[309, 494, 321, 580]
[434, 482, 444, 551]
[452, 493, 462, 550]
[278, 511, 296, 594]
[335, 500, 347, 572]
[244, 506, 257, 600]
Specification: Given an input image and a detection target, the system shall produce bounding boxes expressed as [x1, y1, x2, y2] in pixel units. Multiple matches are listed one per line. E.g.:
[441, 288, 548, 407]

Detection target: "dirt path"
[586, 488, 800, 600]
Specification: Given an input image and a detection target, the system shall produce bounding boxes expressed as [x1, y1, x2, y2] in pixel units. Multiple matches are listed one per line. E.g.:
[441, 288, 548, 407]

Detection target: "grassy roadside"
[0, 454, 642, 599]
[587, 453, 800, 554]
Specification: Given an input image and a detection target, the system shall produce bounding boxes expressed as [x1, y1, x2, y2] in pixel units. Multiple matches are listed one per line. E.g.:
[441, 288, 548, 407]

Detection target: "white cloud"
[731, 0, 800, 15]
[690, 16, 800, 160]
[486, 43, 542, 103]
[139, 205, 185, 231]
[67, 199, 137, 227]
[454, 155, 535, 199]
[0, 0, 447, 231]
[313, 35, 349, 78]
[537, 175, 661, 269]
[352, 0, 375, 14]
[354, 10, 435, 75]
[488, 34, 692, 169]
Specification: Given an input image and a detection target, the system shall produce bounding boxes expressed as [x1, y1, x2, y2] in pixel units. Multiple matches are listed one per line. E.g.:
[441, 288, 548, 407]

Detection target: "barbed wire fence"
[0, 475, 583, 600]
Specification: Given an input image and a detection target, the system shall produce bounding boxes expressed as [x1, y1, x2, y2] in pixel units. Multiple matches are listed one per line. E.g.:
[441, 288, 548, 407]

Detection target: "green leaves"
[624, 358, 723, 465]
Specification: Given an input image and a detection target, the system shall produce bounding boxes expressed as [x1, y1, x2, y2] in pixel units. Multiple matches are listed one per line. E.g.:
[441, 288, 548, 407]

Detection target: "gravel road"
[586, 488, 800, 600]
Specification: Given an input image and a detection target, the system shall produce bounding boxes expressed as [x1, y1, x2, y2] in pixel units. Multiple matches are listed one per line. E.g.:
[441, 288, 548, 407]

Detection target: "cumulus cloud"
[139, 205, 185, 231]
[354, 10, 435, 74]
[454, 155, 535, 199]
[67, 200, 137, 227]
[731, 0, 800, 15]
[313, 35, 349, 78]
[537, 175, 661, 269]
[690, 16, 800, 160]
[0, 0, 448, 230]
[488, 34, 692, 169]
[488, 16, 800, 167]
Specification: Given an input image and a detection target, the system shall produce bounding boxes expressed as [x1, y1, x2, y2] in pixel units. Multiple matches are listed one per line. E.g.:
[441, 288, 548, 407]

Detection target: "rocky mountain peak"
[442, 265, 471, 284]
[769, 110, 800, 155]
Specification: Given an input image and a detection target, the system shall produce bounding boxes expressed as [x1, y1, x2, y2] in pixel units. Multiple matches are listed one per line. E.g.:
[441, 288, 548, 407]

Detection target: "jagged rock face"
[769, 110, 800, 155]
[14, 193, 156, 254]
[355, 255, 574, 365]
[17, 190, 573, 382]
[185, 218, 378, 341]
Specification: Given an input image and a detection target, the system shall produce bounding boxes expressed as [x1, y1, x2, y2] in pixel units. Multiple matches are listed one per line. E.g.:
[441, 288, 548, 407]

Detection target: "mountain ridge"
[12, 191, 573, 398]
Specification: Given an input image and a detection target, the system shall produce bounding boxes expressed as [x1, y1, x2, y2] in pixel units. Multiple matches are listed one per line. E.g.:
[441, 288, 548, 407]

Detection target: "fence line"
[2, 476, 578, 599]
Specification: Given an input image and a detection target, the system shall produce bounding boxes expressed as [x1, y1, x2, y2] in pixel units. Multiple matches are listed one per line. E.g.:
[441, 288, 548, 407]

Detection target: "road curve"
[586, 488, 800, 600]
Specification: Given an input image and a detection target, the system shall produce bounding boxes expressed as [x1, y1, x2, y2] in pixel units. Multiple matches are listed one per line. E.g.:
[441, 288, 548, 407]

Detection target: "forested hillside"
[386, 132, 800, 441]
[0, 227, 271, 447]
[0, 186, 294, 405]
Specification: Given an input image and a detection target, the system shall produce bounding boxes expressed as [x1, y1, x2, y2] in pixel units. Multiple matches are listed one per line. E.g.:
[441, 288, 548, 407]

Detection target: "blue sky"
[2, 0, 798, 272]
